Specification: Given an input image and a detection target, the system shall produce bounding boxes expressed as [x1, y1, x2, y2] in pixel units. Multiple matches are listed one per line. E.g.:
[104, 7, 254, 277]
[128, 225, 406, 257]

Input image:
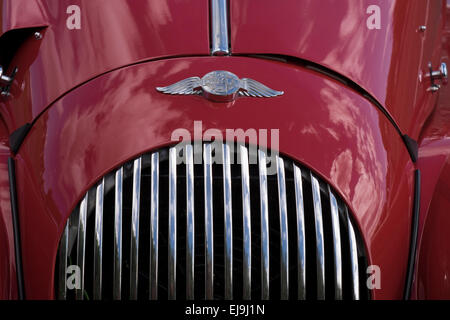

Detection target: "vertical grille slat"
[76, 194, 88, 300]
[311, 174, 326, 300]
[58, 222, 69, 300]
[168, 148, 177, 300]
[150, 153, 159, 299]
[93, 179, 105, 300]
[258, 150, 270, 300]
[204, 143, 214, 300]
[329, 187, 343, 300]
[276, 156, 289, 300]
[293, 164, 306, 300]
[185, 146, 195, 300]
[113, 167, 123, 300]
[347, 206, 360, 300]
[130, 157, 141, 300]
[240, 145, 252, 300]
[56, 142, 370, 301]
[223, 143, 233, 300]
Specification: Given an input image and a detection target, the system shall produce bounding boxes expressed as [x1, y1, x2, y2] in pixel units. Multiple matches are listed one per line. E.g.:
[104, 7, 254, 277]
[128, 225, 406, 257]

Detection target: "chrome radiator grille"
[55, 143, 369, 300]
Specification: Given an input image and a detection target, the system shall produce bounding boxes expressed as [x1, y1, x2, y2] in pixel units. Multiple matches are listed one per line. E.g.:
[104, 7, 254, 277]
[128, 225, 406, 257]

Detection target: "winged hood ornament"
[156, 70, 284, 102]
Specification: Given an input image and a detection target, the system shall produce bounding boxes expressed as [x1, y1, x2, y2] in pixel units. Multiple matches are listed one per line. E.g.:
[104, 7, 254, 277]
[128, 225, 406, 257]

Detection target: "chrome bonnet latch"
[427, 62, 448, 92]
[0, 65, 18, 97]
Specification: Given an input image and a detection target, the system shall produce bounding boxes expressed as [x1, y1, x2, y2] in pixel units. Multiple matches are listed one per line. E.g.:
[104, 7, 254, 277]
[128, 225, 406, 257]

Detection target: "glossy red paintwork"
[0, 118, 16, 300]
[0, 0, 445, 140]
[415, 140, 450, 299]
[231, 0, 444, 140]
[0, 0, 210, 133]
[1, 0, 47, 34]
[13, 56, 415, 299]
[409, 2, 450, 299]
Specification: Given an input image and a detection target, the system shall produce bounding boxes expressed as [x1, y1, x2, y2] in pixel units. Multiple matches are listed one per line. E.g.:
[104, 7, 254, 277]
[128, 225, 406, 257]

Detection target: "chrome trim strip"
[329, 187, 343, 299]
[311, 174, 325, 300]
[240, 145, 252, 300]
[223, 143, 233, 300]
[150, 153, 159, 299]
[93, 179, 104, 300]
[58, 222, 69, 300]
[186, 146, 195, 300]
[168, 148, 177, 300]
[276, 156, 289, 300]
[211, 0, 230, 55]
[347, 206, 360, 300]
[76, 194, 88, 300]
[204, 144, 214, 299]
[258, 150, 270, 300]
[113, 167, 123, 300]
[130, 157, 141, 300]
[293, 165, 306, 300]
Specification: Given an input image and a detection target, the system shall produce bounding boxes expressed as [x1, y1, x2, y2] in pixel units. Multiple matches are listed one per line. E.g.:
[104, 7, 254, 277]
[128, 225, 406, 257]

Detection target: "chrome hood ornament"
[156, 70, 284, 102]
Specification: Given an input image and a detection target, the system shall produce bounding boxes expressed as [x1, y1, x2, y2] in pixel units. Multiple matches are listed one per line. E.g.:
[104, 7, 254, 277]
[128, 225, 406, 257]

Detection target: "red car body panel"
[0, 0, 210, 132]
[413, 42, 450, 299]
[0, 0, 448, 300]
[411, 1, 450, 300]
[0, 119, 16, 300]
[415, 139, 450, 299]
[14, 56, 414, 299]
[231, 0, 444, 140]
[0, 0, 444, 139]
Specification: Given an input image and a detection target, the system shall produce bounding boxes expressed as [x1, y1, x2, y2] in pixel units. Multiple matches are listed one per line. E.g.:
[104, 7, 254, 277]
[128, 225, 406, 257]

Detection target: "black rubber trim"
[402, 135, 419, 163]
[403, 169, 421, 300]
[9, 123, 31, 154]
[8, 157, 25, 299]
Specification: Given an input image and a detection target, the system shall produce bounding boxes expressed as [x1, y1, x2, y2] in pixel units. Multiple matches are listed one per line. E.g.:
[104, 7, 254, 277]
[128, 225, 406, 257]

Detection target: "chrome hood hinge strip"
[210, 0, 230, 55]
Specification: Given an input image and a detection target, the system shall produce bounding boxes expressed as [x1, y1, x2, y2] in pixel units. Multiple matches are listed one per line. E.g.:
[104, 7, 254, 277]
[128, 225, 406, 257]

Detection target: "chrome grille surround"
[56, 142, 370, 300]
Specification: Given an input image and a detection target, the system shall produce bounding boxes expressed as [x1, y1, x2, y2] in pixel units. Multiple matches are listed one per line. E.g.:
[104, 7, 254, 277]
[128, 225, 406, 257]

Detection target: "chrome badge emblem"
[156, 70, 284, 102]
